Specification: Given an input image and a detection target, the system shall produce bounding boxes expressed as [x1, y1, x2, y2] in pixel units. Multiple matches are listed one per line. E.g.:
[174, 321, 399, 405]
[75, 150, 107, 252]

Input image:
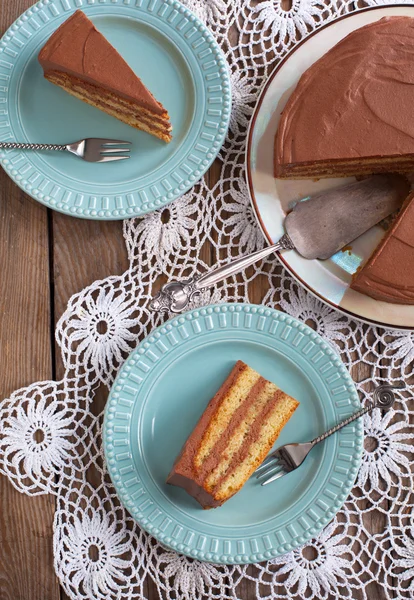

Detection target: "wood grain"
[0, 178, 59, 599]
[0, 5, 60, 600]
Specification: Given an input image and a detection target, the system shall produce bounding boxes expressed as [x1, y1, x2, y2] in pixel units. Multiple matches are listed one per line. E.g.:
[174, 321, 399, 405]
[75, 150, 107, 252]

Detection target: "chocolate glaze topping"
[351, 192, 414, 304]
[38, 10, 166, 115]
[276, 17, 414, 167]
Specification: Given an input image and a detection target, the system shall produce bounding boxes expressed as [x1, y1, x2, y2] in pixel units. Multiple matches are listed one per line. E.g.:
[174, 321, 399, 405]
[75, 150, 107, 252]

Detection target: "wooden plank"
[0, 179, 59, 599]
[51, 215, 129, 314]
[0, 2, 58, 596]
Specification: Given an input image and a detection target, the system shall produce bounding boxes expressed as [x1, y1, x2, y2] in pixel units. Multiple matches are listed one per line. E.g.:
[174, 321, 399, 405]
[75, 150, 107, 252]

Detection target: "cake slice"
[351, 192, 414, 304]
[275, 17, 414, 179]
[38, 10, 172, 142]
[167, 361, 299, 508]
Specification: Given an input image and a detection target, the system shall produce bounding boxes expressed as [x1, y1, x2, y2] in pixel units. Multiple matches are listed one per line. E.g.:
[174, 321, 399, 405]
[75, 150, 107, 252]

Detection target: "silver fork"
[255, 384, 401, 486]
[0, 138, 131, 163]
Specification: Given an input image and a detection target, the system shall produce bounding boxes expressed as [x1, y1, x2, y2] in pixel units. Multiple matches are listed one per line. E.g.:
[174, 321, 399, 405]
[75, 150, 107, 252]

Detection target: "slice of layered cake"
[275, 17, 414, 179]
[38, 10, 172, 142]
[167, 361, 299, 508]
[351, 192, 414, 304]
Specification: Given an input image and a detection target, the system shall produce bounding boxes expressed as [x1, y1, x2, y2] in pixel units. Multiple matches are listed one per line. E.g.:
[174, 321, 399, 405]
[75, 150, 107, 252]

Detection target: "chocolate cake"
[38, 11, 172, 142]
[351, 192, 414, 304]
[167, 361, 299, 508]
[275, 17, 414, 179]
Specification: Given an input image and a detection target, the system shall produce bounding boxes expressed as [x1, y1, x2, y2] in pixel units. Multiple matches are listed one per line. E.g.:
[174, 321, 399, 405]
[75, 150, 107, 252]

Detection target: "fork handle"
[0, 142, 67, 151]
[311, 384, 400, 445]
[311, 404, 372, 445]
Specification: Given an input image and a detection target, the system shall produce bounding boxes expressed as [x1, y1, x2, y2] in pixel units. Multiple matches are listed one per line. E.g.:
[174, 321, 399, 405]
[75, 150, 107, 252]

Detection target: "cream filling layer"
[194, 369, 262, 469]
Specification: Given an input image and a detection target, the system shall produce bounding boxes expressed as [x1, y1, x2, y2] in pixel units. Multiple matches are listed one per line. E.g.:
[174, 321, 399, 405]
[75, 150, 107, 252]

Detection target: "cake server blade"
[284, 174, 409, 260]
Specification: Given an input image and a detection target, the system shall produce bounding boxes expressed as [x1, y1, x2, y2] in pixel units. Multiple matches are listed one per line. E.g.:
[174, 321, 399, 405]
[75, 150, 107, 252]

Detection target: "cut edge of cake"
[167, 360, 299, 509]
[350, 191, 414, 304]
[45, 71, 172, 143]
[274, 155, 414, 180]
[273, 17, 414, 180]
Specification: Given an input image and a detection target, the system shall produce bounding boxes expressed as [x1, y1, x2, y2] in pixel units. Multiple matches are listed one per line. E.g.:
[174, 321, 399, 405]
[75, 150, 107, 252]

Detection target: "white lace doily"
[1, 1, 414, 599]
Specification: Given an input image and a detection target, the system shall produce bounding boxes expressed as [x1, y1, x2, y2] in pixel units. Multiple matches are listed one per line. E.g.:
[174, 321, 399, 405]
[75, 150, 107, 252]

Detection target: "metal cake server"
[150, 174, 409, 313]
[255, 384, 403, 486]
[0, 138, 131, 162]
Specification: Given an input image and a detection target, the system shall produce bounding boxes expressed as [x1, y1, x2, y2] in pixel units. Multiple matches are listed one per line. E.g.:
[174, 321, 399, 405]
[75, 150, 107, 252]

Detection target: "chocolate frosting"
[351, 192, 414, 304]
[276, 17, 414, 168]
[38, 10, 166, 115]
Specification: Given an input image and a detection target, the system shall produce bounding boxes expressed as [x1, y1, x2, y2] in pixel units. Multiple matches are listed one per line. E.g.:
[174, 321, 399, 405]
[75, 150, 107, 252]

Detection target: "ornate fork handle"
[0, 142, 67, 151]
[311, 385, 401, 445]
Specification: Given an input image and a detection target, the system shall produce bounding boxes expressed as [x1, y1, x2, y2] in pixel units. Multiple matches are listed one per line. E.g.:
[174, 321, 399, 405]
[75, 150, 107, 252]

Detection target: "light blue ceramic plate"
[0, 0, 230, 219]
[103, 304, 363, 564]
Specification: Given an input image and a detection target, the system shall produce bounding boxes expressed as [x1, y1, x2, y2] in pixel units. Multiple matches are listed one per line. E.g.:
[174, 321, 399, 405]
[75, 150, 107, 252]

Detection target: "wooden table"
[0, 2, 390, 599]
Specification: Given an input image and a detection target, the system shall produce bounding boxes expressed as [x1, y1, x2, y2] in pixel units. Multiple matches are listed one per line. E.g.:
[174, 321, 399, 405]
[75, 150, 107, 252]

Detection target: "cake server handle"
[195, 233, 294, 289]
[0, 142, 67, 151]
[150, 233, 294, 314]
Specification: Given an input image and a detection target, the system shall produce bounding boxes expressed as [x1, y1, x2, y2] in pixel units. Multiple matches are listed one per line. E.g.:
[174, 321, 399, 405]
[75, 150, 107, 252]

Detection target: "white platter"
[246, 5, 414, 330]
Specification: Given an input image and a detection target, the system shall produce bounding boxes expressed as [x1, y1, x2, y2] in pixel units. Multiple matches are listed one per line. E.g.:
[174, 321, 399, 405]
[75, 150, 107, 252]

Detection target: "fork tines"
[99, 139, 131, 161]
[255, 455, 286, 486]
[99, 139, 132, 145]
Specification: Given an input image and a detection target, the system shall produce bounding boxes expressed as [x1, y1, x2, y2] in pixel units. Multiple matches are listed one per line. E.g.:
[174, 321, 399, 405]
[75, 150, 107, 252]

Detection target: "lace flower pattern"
[0, 380, 92, 494]
[129, 189, 209, 269]
[1, 1, 414, 600]
[227, 69, 258, 138]
[60, 511, 130, 596]
[278, 284, 349, 349]
[380, 330, 414, 376]
[154, 553, 226, 600]
[216, 179, 265, 255]
[54, 481, 149, 600]
[357, 409, 413, 507]
[252, 510, 373, 600]
[393, 526, 414, 593]
[248, 0, 330, 49]
[181, 0, 228, 23]
[269, 521, 353, 598]
[0, 395, 74, 477]
[56, 281, 143, 386]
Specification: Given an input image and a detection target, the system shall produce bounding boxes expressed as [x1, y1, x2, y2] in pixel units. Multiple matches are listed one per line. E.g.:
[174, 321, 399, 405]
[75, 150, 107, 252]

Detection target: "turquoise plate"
[0, 0, 230, 219]
[103, 304, 363, 564]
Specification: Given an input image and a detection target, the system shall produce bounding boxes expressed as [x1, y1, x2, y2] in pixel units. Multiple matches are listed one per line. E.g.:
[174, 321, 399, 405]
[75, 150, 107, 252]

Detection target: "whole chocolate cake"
[275, 17, 414, 179]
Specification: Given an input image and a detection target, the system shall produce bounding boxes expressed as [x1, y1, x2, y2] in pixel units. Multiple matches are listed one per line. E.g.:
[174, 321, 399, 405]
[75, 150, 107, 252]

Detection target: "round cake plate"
[103, 304, 363, 565]
[246, 5, 414, 330]
[0, 0, 230, 219]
